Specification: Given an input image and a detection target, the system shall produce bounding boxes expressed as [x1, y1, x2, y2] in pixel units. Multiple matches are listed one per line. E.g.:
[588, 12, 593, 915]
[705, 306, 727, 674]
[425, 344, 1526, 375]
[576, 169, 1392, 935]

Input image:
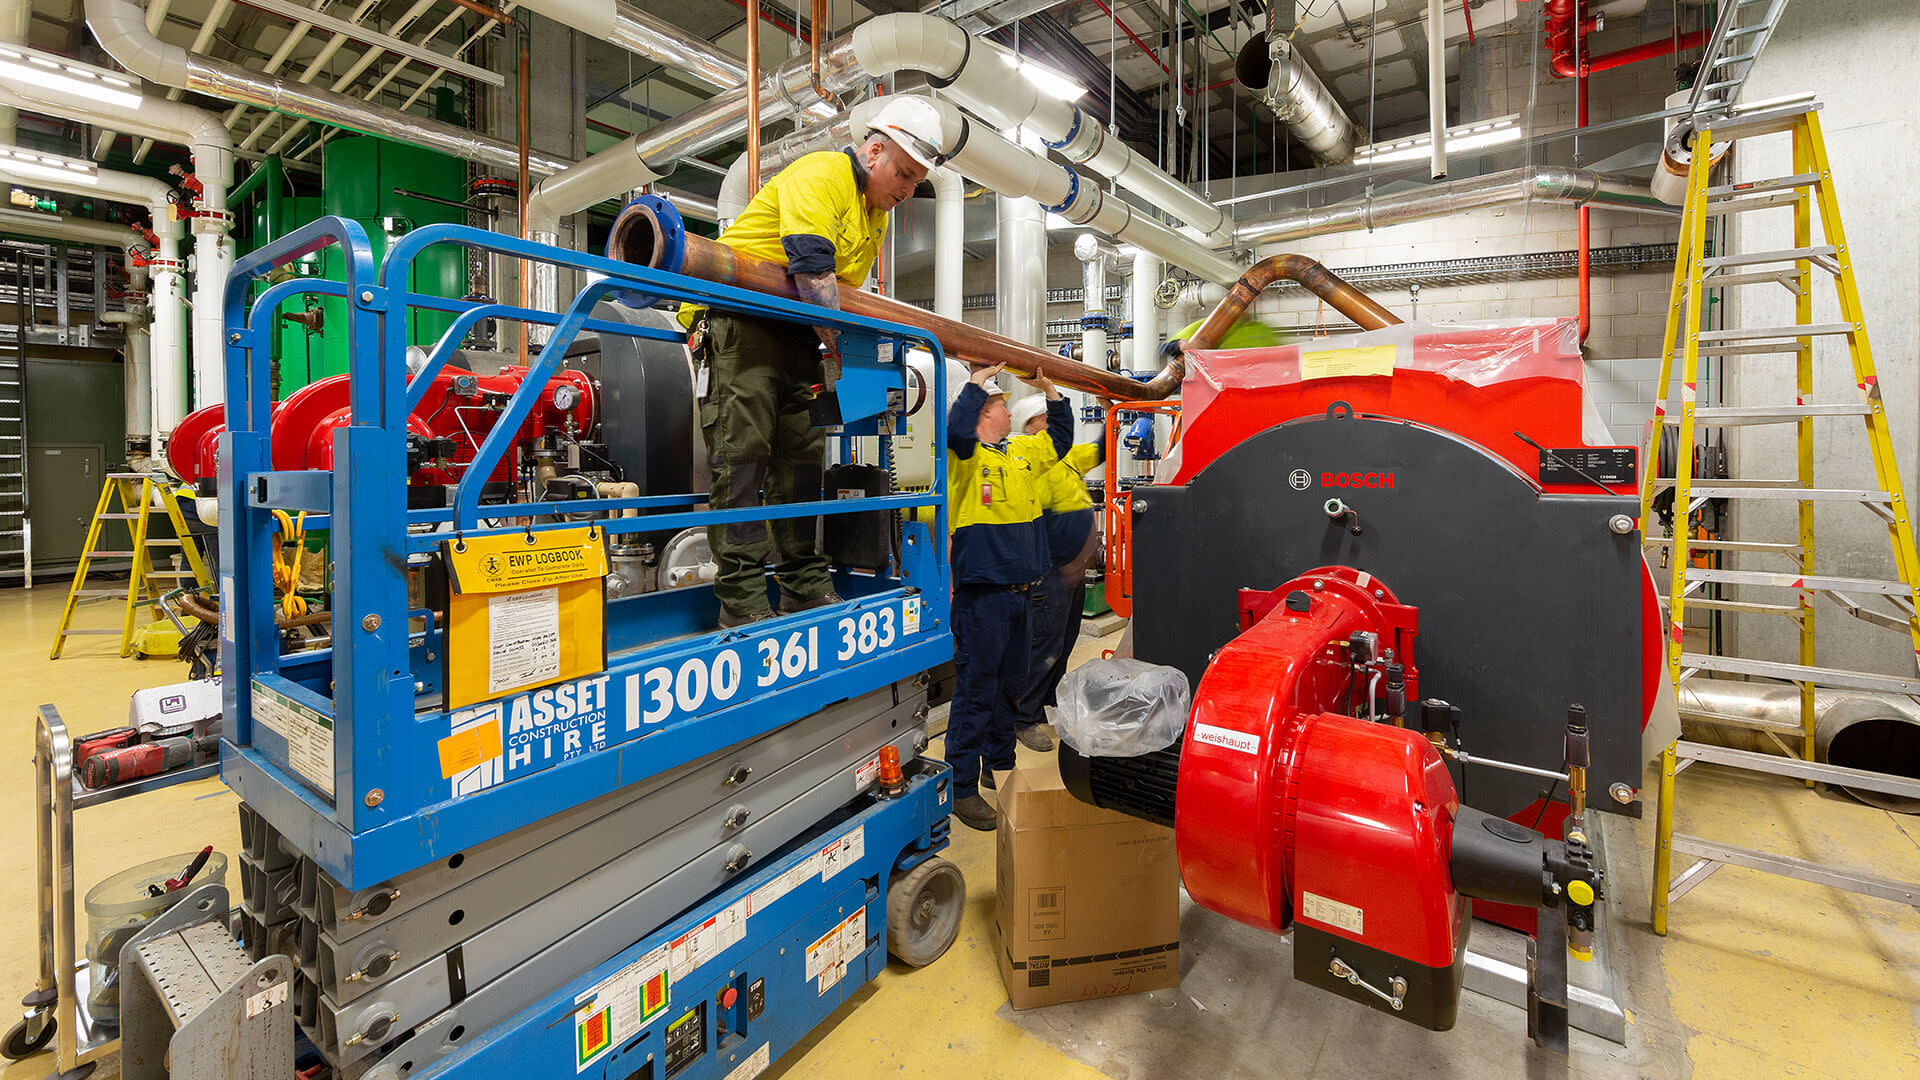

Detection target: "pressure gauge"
[552, 384, 580, 411]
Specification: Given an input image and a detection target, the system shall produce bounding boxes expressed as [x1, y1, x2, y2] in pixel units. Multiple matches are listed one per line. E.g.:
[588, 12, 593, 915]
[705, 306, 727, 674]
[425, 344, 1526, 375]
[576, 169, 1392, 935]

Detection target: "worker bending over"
[1009, 396, 1104, 751]
[945, 364, 1071, 831]
[679, 97, 943, 627]
[1165, 315, 1284, 354]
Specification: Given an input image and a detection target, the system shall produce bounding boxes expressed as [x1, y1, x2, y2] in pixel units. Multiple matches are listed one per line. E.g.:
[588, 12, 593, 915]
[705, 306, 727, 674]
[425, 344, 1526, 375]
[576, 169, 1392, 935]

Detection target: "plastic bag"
[1053, 658, 1192, 757]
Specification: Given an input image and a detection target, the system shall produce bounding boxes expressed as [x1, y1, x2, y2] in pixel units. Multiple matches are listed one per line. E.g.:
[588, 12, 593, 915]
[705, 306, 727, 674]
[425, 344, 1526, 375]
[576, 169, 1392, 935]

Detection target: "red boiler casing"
[1175, 567, 1470, 1029]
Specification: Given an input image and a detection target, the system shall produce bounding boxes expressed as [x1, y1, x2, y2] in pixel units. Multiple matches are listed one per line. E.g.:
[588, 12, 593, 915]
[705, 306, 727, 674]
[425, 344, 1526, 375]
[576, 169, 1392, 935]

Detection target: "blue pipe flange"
[603, 194, 686, 309]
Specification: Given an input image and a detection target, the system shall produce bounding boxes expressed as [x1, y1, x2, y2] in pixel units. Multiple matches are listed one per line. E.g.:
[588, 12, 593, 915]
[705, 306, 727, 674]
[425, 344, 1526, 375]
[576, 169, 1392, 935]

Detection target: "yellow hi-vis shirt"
[681, 149, 887, 328]
[946, 389, 1070, 584]
[1039, 443, 1101, 514]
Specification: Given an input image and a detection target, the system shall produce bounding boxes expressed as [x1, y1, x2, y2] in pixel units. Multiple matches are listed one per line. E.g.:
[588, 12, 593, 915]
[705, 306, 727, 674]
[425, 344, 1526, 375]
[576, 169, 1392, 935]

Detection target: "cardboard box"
[995, 755, 1182, 1009]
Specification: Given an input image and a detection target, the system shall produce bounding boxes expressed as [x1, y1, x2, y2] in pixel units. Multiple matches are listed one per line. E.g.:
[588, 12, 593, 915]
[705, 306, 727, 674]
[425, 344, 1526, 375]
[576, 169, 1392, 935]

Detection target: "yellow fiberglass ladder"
[1640, 97, 1920, 933]
[50, 473, 210, 659]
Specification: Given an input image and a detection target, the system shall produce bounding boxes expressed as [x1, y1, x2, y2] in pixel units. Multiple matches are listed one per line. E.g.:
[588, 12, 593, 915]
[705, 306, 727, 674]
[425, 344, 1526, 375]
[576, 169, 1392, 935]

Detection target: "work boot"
[980, 769, 996, 791]
[718, 606, 775, 629]
[1015, 723, 1055, 752]
[778, 587, 845, 614]
[952, 794, 997, 832]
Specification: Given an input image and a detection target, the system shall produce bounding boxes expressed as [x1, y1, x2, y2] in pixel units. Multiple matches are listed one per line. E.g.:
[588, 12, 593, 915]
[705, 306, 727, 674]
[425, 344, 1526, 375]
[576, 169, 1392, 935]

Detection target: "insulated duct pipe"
[1074, 234, 1126, 369]
[851, 96, 1243, 285]
[929, 166, 964, 321]
[0, 158, 187, 444]
[1233, 164, 1674, 247]
[86, 0, 573, 177]
[1185, 254, 1402, 350]
[517, 0, 750, 91]
[1677, 680, 1920, 813]
[529, 12, 1235, 247]
[610, 198, 1177, 400]
[716, 116, 852, 222]
[0, 45, 233, 412]
[1131, 248, 1161, 373]
[1262, 31, 1358, 165]
[997, 194, 1046, 361]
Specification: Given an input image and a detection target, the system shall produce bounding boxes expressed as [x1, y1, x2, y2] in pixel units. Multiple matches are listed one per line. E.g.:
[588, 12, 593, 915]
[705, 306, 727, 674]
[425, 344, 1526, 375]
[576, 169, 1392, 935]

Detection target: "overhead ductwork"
[519, 0, 750, 92]
[86, 0, 573, 177]
[1238, 7, 1358, 167]
[849, 95, 1242, 285]
[715, 116, 852, 222]
[530, 12, 1235, 246]
[1233, 165, 1674, 247]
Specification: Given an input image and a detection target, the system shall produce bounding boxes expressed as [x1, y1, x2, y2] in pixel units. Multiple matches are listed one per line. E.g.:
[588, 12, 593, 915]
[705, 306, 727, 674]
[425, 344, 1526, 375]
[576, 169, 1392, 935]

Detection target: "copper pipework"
[745, 0, 762, 196]
[609, 204, 1164, 399]
[1183, 254, 1401, 351]
[809, 0, 836, 105]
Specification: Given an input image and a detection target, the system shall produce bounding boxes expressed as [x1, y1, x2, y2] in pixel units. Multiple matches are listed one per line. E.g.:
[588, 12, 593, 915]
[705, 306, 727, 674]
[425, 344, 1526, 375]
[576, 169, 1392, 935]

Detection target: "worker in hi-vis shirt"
[685, 97, 946, 628]
[1008, 395, 1104, 751]
[944, 364, 1072, 831]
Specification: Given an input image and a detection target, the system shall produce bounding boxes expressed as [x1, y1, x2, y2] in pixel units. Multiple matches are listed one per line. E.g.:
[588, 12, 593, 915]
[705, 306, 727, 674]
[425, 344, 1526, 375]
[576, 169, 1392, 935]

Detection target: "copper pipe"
[745, 0, 762, 196]
[610, 203, 1169, 399]
[1185, 254, 1401, 350]
[516, 18, 531, 367]
[445, 0, 512, 24]
[808, 0, 835, 104]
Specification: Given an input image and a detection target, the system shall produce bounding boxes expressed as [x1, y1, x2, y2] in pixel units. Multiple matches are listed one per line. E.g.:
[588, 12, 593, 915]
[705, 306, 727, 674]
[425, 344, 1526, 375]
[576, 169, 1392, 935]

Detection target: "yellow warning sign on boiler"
[1298, 344, 1396, 382]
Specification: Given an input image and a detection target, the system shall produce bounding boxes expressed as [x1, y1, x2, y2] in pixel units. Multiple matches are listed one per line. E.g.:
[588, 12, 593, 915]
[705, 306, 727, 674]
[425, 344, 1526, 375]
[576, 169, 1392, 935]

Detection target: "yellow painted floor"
[3, 590, 1918, 1078]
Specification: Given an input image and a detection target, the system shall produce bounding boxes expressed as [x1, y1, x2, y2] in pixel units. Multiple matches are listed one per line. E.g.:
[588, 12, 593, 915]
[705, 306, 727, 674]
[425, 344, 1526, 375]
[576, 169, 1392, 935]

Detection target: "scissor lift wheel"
[887, 857, 964, 967]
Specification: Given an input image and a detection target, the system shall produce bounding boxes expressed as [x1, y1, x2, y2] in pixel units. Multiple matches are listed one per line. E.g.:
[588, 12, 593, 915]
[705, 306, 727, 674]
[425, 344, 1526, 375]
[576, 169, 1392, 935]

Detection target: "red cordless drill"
[80, 735, 219, 789]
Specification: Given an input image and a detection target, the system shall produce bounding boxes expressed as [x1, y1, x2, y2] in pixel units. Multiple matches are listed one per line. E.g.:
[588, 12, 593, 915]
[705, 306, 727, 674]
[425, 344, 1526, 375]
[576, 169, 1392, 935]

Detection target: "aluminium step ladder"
[50, 473, 211, 659]
[0, 340, 28, 585]
[1639, 97, 1920, 933]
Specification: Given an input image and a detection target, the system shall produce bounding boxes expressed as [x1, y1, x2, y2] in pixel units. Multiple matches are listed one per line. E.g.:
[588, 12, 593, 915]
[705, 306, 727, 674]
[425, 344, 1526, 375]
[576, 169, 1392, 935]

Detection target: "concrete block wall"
[1718, 0, 1920, 677]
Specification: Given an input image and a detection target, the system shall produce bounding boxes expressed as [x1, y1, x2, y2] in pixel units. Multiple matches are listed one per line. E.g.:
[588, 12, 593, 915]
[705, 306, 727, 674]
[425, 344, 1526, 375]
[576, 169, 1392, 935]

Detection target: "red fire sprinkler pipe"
[1544, 0, 1706, 79]
[1577, 68, 1591, 342]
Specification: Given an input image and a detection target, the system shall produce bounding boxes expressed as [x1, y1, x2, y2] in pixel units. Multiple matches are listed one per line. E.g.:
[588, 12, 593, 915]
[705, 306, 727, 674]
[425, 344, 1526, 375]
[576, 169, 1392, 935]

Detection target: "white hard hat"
[1010, 395, 1047, 431]
[866, 97, 947, 170]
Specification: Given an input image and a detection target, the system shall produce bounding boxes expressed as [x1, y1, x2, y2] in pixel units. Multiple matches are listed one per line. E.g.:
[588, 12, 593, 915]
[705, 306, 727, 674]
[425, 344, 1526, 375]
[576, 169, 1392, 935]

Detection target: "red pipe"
[1462, 0, 1474, 44]
[1577, 68, 1590, 343]
[1583, 30, 1706, 75]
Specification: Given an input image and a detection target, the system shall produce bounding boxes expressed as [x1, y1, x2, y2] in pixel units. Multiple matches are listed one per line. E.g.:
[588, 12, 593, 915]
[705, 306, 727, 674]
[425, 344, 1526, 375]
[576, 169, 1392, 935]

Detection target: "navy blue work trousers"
[947, 583, 1031, 800]
[1016, 565, 1087, 725]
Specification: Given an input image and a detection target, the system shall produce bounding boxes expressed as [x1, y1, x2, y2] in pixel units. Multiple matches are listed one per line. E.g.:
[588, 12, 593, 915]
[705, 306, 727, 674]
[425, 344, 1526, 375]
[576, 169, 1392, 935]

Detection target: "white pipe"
[1427, 0, 1447, 179]
[1264, 32, 1358, 165]
[930, 166, 963, 322]
[1130, 248, 1160, 374]
[1073, 234, 1125, 369]
[149, 220, 186, 446]
[996, 195, 1045, 348]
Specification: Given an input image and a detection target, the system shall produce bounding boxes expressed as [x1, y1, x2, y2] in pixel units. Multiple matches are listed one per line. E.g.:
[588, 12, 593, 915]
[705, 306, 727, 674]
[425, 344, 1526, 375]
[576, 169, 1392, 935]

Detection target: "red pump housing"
[1176, 566, 1470, 1028]
[165, 367, 597, 486]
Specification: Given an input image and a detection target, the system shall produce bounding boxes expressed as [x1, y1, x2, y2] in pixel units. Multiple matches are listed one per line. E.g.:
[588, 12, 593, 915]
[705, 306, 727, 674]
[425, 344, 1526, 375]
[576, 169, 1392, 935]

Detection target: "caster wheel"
[3, 1013, 54, 1060]
[886, 856, 964, 967]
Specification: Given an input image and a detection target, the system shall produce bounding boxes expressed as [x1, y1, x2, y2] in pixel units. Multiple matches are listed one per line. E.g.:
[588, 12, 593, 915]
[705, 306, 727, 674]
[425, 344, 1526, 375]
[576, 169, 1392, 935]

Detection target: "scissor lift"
[134, 218, 963, 1080]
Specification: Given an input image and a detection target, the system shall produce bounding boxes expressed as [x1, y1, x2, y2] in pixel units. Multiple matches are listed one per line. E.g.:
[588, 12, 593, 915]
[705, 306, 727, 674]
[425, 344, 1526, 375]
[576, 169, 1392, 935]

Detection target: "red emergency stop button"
[721, 987, 739, 1009]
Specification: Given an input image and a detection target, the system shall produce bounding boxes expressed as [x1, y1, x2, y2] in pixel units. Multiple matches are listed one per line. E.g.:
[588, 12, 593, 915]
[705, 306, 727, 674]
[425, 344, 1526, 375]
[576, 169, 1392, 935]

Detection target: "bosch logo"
[1321, 472, 1396, 489]
[1288, 469, 1312, 490]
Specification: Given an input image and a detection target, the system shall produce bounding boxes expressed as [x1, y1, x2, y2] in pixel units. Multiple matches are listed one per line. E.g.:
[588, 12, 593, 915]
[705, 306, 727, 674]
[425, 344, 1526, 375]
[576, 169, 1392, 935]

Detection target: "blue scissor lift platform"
[197, 218, 962, 1079]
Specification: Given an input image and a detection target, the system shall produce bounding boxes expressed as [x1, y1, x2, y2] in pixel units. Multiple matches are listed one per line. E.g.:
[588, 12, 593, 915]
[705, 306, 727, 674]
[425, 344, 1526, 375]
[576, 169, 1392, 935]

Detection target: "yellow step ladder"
[1640, 99, 1920, 933]
[50, 473, 211, 659]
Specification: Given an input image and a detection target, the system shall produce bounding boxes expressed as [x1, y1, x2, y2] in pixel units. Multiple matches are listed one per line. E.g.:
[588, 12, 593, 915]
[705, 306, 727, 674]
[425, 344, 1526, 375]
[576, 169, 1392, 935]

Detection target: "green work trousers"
[700, 312, 832, 615]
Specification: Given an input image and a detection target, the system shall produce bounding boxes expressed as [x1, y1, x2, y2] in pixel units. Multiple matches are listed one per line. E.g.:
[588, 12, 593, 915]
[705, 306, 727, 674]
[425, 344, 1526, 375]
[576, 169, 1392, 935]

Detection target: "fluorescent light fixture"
[0, 145, 100, 187]
[0, 44, 142, 111]
[1352, 114, 1524, 166]
[1018, 60, 1087, 103]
